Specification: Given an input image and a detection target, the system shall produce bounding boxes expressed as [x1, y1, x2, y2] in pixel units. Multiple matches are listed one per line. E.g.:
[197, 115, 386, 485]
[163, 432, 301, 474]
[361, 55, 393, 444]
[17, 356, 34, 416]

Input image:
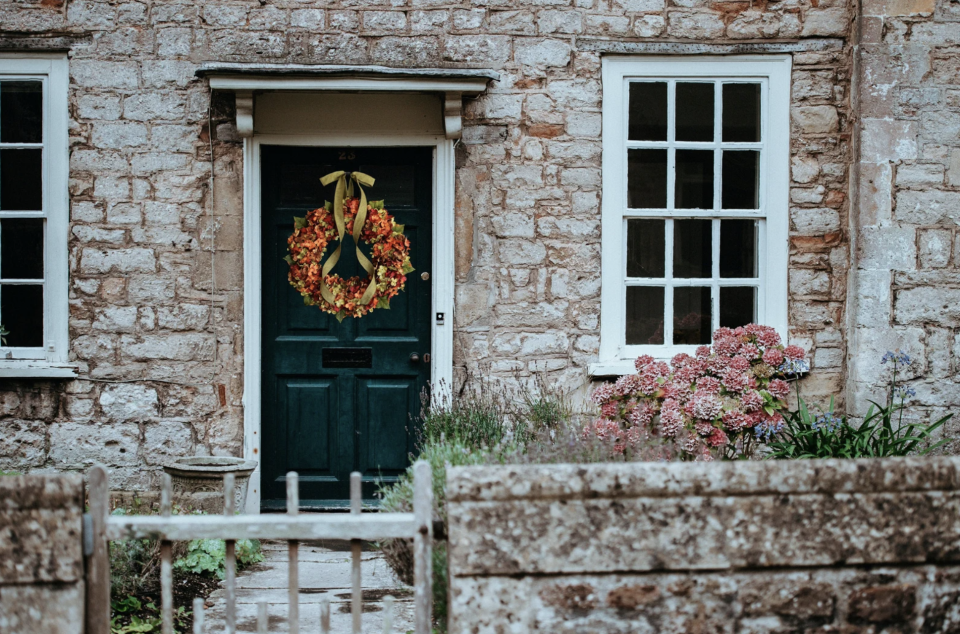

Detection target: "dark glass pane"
[1, 219, 43, 280]
[676, 83, 714, 142]
[674, 219, 711, 278]
[723, 83, 761, 143]
[674, 286, 711, 345]
[0, 149, 42, 211]
[720, 220, 757, 278]
[628, 82, 667, 141]
[626, 219, 665, 278]
[358, 164, 415, 207]
[720, 287, 756, 329]
[722, 151, 759, 210]
[280, 163, 334, 206]
[626, 286, 664, 345]
[675, 150, 713, 209]
[1, 81, 42, 144]
[627, 149, 667, 208]
[1, 284, 43, 347]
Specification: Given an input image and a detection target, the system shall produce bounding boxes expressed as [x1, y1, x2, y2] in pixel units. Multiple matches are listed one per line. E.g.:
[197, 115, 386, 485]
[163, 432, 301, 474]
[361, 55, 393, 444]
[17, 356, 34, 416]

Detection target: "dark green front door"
[260, 146, 433, 507]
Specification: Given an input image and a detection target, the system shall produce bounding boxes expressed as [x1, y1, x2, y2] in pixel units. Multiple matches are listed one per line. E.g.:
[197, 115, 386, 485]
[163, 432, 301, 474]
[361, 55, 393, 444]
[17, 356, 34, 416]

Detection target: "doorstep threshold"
[261, 499, 382, 512]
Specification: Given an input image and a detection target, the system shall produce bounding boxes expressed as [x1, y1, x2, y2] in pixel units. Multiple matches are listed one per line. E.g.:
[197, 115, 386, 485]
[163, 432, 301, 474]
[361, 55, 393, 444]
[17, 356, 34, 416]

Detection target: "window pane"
[1, 219, 43, 280]
[0, 148, 42, 211]
[676, 83, 714, 142]
[720, 220, 757, 278]
[723, 83, 761, 143]
[1, 284, 43, 347]
[627, 219, 665, 278]
[722, 150, 759, 210]
[0, 81, 42, 144]
[628, 149, 667, 208]
[628, 82, 667, 141]
[720, 287, 756, 329]
[626, 286, 664, 345]
[675, 150, 713, 209]
[674, 286, 711, 345]
[674, 219, 711, 278]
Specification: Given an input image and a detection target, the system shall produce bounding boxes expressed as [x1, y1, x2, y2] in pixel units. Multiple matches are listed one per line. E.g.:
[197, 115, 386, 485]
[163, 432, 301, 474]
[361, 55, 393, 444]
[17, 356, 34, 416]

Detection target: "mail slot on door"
[322, 347, 373, 368]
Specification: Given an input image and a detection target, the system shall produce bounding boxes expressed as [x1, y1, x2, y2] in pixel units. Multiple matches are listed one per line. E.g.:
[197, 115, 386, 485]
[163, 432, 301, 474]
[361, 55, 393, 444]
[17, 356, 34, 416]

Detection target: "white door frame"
[241, 133, 456, 512]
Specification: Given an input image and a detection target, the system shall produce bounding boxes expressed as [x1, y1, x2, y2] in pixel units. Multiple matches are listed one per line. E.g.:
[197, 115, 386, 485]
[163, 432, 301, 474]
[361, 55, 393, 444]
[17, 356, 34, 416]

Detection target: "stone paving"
[203, 540, 414, 634]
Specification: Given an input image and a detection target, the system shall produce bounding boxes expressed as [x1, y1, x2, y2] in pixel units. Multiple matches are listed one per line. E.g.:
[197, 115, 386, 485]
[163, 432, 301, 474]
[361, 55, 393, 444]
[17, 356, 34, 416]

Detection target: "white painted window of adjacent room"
[596, 56, 790, 372]
[0, 55, 69, 364]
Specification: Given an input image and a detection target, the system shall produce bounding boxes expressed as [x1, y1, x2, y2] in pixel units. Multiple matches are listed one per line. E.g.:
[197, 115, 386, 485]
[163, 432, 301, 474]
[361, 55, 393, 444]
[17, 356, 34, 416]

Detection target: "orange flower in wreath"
[285, 196, 414, 321]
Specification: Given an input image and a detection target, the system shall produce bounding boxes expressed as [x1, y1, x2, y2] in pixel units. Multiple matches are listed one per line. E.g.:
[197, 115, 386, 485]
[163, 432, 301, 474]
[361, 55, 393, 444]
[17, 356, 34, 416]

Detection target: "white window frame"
[0, 54, 73, 377]
[593, 55, 791, 376]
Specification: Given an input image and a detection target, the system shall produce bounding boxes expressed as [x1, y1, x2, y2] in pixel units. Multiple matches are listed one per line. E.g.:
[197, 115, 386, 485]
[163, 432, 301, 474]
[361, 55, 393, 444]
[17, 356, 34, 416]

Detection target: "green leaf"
[303, 295, 315, 306]
[324, 200, 333, 212]
[393, 223, 405, 234]
[336, 312, 346, 323]
[293, 216, 307, 230]
[370, 200, 385, 209]
[377, 297, 391, 310]
[283, 255, 293, 265]
[401, 262, 415, 275]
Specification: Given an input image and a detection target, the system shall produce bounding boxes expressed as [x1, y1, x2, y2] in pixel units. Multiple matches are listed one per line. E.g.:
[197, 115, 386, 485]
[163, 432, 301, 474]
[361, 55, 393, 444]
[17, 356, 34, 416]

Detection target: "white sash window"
[595, 56, 790, 374]
[0, 55, 71, 376]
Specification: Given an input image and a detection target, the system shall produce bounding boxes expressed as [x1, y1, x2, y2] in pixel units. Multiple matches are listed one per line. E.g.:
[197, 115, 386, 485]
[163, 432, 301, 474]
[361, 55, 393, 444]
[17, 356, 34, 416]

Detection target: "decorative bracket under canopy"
[197, 64, 498, 140]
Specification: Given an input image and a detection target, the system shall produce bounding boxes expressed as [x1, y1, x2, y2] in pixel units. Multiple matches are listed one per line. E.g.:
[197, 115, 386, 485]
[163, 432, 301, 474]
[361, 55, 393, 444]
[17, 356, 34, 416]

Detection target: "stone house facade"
[0, 0, 956, 505]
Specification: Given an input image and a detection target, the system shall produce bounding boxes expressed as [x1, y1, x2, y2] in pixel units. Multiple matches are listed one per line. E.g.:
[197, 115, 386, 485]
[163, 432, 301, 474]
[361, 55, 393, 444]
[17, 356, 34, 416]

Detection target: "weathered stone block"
[100, 383, 159, 420]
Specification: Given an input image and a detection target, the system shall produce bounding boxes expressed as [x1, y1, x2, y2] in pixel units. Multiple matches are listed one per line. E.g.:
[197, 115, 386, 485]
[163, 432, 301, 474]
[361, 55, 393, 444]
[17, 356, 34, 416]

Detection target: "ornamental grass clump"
[589, 323, 808, 461]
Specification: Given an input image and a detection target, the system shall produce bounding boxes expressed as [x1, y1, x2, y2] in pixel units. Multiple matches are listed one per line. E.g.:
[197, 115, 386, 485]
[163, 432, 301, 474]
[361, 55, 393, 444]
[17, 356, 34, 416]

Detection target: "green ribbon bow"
[318, 170, 378, 307]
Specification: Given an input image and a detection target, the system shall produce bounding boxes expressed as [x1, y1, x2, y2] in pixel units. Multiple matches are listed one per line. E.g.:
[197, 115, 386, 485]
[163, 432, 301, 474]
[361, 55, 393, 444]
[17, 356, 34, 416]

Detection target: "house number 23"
[338, 151, 356, 160]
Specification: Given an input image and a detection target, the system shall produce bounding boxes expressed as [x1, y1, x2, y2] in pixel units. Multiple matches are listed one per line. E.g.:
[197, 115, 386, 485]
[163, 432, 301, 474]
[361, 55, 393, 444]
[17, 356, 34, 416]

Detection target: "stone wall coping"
[0, 473, 83, 510]
[447, 457, 960, 503]
[581, 37, 845, 55]
[196, 62, 500, 83]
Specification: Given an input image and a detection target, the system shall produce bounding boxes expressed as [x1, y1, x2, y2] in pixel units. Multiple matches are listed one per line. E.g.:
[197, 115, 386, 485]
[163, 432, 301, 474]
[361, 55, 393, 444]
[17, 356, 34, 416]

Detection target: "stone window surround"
[0, 53, 73, 379]
[593, 55, 791, 376]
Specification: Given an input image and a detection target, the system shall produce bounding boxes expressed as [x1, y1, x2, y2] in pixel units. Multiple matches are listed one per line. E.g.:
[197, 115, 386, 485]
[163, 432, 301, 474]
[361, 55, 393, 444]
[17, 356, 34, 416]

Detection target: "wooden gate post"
[84, 465, 110, 634]
[413, 460, 433, 634]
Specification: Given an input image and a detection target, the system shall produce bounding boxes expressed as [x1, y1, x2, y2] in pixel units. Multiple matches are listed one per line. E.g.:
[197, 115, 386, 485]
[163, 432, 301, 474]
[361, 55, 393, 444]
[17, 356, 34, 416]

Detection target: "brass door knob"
[410, 353, 420, 363]
[421, 272, 430, 281]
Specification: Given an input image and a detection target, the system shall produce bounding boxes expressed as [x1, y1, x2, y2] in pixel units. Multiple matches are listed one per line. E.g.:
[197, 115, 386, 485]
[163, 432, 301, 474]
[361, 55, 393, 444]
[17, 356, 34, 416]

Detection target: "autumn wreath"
[285, 171, 413, 321]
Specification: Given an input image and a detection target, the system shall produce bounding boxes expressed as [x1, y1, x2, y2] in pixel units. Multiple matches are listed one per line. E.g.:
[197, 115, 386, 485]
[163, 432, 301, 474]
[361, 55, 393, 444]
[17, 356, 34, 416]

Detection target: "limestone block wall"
[446, 458, 960, 632]
[850, 0, 960, 436]
[0, 474, 85, 634]
[0, 0, 854, 485]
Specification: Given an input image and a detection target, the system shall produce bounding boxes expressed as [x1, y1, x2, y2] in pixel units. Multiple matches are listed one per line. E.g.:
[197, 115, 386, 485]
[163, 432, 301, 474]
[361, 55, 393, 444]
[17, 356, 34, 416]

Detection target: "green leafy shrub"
[377, 377, 578, 631]
[768, 350, 952, 459]
[173, 538, 264, 580]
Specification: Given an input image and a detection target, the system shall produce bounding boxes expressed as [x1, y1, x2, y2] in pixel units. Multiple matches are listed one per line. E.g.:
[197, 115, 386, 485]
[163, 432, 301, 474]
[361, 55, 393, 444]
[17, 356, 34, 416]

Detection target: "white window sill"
[0, 360, 78, 378]
[588, 361, 637, 378]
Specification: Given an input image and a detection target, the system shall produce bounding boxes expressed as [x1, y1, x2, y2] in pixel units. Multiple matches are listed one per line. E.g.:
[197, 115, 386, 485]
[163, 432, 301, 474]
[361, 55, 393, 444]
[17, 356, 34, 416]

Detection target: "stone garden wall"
[0, 474, 85, 634]
[0, 0, 855, 485]
[849, 0, 960, 430]
[447, 457, 960, 632]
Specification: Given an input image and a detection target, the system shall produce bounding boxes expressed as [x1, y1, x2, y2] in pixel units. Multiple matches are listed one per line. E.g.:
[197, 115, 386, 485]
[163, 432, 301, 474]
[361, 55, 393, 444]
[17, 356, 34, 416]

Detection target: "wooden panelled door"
[260, 146, 433, 508]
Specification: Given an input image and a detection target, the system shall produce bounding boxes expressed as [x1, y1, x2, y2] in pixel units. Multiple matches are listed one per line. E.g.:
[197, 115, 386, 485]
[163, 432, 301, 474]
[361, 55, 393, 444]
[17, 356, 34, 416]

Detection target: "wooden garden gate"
[83, 462, 433, 634]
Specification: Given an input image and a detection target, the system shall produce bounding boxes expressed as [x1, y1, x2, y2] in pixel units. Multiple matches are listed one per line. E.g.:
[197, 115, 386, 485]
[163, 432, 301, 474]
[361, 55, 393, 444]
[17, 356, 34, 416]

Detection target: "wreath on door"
[285, 171, 414, 321]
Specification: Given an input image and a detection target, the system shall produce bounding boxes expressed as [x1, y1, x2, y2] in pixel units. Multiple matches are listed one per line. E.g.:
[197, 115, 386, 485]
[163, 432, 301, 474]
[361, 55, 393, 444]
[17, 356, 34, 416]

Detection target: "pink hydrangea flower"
[695, 376, 722, 395]
[634, 354, 655, 371]
[721, 369, 750, 393]
[691, 393, 723, 420]
[783, 345, 806, 360]
[707, 428, 729, 447]
[741, 390, 764, 412]
[767, 379, 790, 400]
[591, 383, 616, 405]
[755, 327, 781, 347]
[762, 348, 785, 367]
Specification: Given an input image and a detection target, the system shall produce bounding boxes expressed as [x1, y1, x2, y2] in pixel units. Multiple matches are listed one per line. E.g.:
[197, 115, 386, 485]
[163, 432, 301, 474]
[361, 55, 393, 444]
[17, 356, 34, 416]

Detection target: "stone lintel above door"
[196, 63, 498, 140]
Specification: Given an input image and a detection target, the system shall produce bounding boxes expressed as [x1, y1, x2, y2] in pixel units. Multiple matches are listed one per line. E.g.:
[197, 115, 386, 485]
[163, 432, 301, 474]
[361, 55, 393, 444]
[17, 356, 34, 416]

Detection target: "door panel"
[357, 377, 419, 479]
[261, 145, 433, 505]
